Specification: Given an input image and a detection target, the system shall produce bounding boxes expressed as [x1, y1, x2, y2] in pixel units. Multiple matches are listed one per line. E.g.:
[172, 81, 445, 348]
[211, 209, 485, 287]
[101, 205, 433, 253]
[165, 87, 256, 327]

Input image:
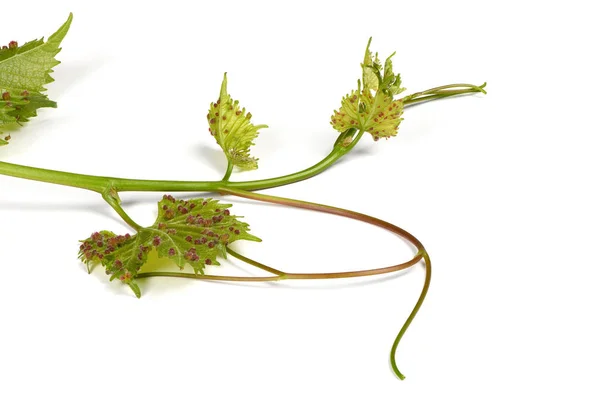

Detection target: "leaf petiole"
[102, 187, 142, 231]
[221, 159, 234, 182]
[226, 247, 286, 276]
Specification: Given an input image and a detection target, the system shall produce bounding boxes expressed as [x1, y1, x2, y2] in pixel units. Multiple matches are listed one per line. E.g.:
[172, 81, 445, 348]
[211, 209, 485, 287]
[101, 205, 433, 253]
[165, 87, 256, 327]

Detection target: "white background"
[1, 1, 599, 399]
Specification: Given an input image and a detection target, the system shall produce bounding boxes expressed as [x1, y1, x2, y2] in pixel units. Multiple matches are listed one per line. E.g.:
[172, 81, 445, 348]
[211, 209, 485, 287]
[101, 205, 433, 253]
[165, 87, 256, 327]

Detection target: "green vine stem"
[0, 84, 483, 194]
[0, 130, 363, 193]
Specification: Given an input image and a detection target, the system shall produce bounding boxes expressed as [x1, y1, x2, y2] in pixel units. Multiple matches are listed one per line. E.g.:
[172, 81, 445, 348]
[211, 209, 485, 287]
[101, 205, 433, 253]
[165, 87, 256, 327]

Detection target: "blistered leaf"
[0, 13, 72, 144]
[0, 91, 56, 145]
[79, 196, 261, 297]
[331, 90, 403, 141]
[331, 39, 406, 140]
[207, 73, 268, 171]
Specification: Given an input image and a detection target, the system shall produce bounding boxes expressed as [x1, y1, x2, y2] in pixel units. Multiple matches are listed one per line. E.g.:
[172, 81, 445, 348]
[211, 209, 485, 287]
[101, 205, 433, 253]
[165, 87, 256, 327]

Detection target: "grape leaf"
[207, 73, 268, 171]
[0, 91, 57, 145]
[331, 39, 406, 141]
[0, 13, 72, 92]
[331, 90, 403, 141]
[79, 195, 261, 298]
[0, 13, 72, 144]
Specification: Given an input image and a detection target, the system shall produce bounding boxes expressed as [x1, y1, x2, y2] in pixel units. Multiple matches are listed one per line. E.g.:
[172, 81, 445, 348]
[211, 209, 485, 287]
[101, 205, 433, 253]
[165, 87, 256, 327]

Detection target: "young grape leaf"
[331, 90, 403, 141]
[79, 195, 261, 298]
[331, 39, 406, 141]
[0, 13, 72, 144]
[207, 73, 268, 171]
[361, 37, 381, 92]
[382, 54, 404, 96]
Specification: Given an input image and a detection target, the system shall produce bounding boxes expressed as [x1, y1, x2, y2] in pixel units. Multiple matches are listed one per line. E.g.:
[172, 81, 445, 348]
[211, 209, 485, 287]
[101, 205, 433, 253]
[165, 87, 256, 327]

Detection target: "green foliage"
[207, 73, 268, 170]
[0, 13, 72, 145]
[331, 38, 406, 141]
[79, 195, 261, 297]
